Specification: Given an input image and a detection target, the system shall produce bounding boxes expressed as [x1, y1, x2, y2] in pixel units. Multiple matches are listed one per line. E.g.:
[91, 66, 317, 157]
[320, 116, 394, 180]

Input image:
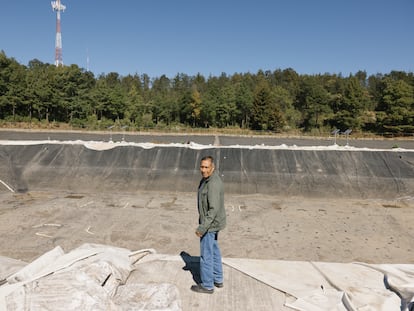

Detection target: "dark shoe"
[191, 284, 214, 294]
[214, 282, 223, 288]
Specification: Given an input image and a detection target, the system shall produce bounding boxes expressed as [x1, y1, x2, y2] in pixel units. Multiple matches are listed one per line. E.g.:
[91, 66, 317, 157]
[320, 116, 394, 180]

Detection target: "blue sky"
[1, 0, 413, 78]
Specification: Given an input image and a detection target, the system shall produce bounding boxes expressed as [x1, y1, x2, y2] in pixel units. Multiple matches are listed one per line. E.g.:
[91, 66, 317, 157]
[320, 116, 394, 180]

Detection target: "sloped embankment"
[0, 144, 413, 199]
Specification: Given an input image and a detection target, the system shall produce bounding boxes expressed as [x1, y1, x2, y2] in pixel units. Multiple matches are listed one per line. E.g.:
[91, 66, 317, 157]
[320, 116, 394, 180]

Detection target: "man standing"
[191, 155, 226, 294]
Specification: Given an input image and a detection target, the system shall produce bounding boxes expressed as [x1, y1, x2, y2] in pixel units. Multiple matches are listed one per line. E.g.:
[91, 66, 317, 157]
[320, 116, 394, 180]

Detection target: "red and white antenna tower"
[51, 0, 66, 66]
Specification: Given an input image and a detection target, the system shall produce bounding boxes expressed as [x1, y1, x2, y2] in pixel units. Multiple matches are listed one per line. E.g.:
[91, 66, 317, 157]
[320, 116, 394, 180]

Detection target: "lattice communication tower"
[51, 0, 66, 66]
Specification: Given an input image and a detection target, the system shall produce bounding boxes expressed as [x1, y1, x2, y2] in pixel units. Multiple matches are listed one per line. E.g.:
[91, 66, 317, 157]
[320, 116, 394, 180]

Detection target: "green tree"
[251, 80, 283, 131]
[190, 89, 202, 127]
[272, 85, 297, 130]
[0, 52, 27, 120]
[234, 75, 254, 129]
[125, 83, 145, 126]
[330, 75, 373, 131]
[376, 78, 414, 134]
[24, 60, 54, 122]
[296, 76, 331, 131]
[151, 75, 177, 125]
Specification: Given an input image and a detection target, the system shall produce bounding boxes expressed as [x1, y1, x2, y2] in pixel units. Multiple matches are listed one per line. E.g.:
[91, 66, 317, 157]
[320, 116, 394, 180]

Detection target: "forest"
[1, 50, 413, 136]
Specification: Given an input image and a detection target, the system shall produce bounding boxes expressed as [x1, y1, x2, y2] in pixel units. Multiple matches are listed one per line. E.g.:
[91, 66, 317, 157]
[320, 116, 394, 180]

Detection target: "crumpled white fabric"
[223, 258, 411, 311]
[0, 244, 181, 311]
[0, 257, 27, 284]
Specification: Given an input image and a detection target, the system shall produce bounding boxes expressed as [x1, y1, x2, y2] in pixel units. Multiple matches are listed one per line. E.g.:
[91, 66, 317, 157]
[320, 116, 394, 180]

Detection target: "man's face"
[200, 159, 214, 179]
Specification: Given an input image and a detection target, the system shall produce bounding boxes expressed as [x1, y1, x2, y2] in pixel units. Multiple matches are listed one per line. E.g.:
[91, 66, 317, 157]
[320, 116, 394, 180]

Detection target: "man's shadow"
[180, 251, 201, 284]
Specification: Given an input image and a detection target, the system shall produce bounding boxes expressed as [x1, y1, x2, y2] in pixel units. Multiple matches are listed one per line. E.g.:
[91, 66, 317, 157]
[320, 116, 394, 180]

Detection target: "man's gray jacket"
[197, 170, 226, 235]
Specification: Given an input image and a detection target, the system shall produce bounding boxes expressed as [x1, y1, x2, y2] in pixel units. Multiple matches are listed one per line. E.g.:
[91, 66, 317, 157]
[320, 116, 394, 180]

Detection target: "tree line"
[1, 50, 413, 136]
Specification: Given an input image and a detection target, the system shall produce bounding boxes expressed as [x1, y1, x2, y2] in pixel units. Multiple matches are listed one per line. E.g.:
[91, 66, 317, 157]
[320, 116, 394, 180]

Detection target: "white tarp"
[0, 244, 182, 311]
[4, 244, 414, 310]
[0, 257, 27, 286]
[223, 258, 414, 311]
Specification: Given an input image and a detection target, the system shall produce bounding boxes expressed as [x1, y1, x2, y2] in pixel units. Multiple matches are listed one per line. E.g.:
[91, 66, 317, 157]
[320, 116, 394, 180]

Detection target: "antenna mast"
[51, 0, 66, 66]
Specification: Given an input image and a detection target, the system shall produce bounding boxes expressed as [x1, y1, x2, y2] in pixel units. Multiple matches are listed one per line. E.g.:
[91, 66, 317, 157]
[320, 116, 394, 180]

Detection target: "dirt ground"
[1, 190, 413, 265]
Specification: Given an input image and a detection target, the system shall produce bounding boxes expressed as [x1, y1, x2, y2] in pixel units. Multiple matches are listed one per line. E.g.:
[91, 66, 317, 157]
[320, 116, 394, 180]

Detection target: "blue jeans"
[200, 231, 223, 290]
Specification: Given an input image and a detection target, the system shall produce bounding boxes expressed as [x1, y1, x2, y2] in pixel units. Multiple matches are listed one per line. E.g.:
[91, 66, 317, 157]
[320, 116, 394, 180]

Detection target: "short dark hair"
[201, 155, 214, 164]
